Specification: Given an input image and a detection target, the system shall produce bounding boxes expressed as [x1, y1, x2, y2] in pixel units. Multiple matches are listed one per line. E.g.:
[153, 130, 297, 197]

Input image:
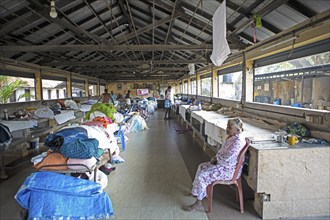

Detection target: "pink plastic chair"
[206, 138, 251, 213]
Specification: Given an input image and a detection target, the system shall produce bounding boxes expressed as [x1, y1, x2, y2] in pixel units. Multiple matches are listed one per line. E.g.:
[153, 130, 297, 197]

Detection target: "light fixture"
[49, 0, 58, 18]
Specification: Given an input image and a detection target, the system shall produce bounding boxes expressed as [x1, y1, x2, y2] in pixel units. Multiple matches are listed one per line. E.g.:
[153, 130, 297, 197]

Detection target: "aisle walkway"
[105, 110, 208, 219]
[106, 110, 259, 220]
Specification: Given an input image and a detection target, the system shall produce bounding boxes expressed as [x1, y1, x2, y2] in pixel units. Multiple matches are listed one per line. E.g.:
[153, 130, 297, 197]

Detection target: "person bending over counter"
[184, 117, 245, 211]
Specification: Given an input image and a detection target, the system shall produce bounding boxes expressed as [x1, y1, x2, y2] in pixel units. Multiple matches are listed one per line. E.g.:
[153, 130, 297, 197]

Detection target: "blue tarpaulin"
[15, 172, 113, 219]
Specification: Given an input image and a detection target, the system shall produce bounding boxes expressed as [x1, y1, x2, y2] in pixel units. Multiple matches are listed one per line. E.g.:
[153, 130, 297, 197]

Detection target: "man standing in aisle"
[164, 86, 173, 120]
[98, 89, 114, 104]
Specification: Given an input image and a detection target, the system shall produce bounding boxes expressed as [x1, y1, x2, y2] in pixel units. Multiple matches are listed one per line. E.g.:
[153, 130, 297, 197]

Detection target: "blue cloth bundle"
[15, 172, 113, 219]
[60, 138, 99, 159]
[44, 127, 88, 151]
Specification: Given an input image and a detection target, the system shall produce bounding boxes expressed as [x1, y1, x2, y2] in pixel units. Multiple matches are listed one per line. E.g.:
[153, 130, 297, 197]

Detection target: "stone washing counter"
[246, 141, 329, 219]
[182, 109, 330, 219]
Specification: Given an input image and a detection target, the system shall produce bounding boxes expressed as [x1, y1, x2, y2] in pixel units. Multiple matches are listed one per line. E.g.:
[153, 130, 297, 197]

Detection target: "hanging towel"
[15, 172, 113, 219]
[210, 0, 231, 66]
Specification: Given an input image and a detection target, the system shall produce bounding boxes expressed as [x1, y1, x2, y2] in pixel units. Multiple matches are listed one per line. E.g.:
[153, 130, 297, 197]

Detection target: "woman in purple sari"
[184, 117, 245, 211]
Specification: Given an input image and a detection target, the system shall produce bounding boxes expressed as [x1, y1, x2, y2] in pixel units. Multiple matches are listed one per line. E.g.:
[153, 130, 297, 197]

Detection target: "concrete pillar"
[34, 70, 42, 100]
[197, 74, 201, 96]
[212, 68, 218, 98]
[187, 77, 191, 95]
[67, 74, 72, 98]
[245, 59, 254, 102]
[97, 81, 100, 96]
[85, 79, 89, 97]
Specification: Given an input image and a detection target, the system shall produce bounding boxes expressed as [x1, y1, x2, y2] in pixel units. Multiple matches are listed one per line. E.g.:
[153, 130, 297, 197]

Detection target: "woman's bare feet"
[183, 200, 203, 211]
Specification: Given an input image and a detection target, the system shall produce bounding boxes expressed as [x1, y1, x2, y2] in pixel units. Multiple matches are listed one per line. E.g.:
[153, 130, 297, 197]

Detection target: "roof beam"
[229, 0, 289, 36]
[0, 44, 213, 52]
[26, 0, 126, 62]
[287, 0, 317, 18]
[178, 1, 247, 48]
[102, 75, 179, 80]
[118, 0, 134, 32]
[83, 66, 188, 73]
[226, 1, 281, 34]
[83, 0, 117, 43]
[27, 1, 108, 45]
[0, 12, 37, 37]
[44, 59, 206, 67]
[111, 10, 183, 45]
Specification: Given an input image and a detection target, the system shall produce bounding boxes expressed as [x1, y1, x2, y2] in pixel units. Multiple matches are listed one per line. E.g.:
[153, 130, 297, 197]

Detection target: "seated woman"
[184, 117, 245, 211]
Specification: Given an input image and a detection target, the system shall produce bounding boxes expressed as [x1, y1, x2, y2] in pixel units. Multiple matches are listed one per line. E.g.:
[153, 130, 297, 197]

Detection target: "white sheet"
[191, 111, 204, 123]
[79, 104, 92, 112]
[80, 125, 119, 155]
[179, 105, 190, 120]
[1, 120, 38, 132]
[54, 110, 75, 125]
[89, 111, 106, 120]
[210, 0, 230, 66]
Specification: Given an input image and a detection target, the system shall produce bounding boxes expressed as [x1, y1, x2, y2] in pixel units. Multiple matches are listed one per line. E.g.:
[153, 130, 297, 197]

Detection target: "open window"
[88, 81, 98, 97]
[42, 74, 67, 100]
[254, 39, 330, 110]
[218, 65, 243, 100]
[200, 73, 212, 96]
[183, 80, 188, 95]
[0, 69, 35, 103]
[72, 78, 86, 97]
[190, 77, 196, 95]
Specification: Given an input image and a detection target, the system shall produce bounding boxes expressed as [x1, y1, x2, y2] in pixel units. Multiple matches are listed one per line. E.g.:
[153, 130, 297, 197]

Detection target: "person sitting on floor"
[184, 117, 245, 211]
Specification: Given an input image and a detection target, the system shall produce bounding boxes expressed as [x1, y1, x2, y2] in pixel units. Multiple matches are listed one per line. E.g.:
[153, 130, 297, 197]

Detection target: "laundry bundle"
[15, 172, 113, 219]
[111, 155, 125, 164]
[44, 127, 99, 159]
[126, 114, 149, 133]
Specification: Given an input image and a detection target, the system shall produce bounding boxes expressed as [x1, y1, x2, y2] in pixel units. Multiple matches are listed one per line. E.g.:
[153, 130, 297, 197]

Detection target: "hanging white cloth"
[210, 0, 231, 67]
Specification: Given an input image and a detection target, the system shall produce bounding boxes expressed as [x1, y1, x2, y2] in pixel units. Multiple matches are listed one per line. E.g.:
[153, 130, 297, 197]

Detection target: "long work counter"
[177, 105, 330, 219]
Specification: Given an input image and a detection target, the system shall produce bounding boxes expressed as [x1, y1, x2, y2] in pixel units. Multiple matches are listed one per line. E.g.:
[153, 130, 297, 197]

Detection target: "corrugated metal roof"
[0, 0, 329, 80]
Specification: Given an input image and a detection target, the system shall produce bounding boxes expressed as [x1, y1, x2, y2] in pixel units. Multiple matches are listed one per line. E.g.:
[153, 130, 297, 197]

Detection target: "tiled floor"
[1, 110, 327, 220]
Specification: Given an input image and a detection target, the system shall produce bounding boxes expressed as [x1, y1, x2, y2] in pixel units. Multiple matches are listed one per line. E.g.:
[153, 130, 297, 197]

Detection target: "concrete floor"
[2, 109, 324, 220]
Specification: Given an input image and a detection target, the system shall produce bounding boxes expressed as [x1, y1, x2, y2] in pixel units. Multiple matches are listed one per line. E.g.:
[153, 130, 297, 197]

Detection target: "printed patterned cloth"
[165, 100, 172, 108]
[191, 134, 245, 200]
[60, 138, 99, 159]
[44, 127, 88, 151]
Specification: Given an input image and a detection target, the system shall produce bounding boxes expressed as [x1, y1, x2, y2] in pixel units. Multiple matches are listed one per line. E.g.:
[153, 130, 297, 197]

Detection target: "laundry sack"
[64, 100, 78, 110]
[125, 98, 131, 105]
[147, 104, 155, 114]
[35, 107, 55, 119]
[113, 112, 124, 123]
